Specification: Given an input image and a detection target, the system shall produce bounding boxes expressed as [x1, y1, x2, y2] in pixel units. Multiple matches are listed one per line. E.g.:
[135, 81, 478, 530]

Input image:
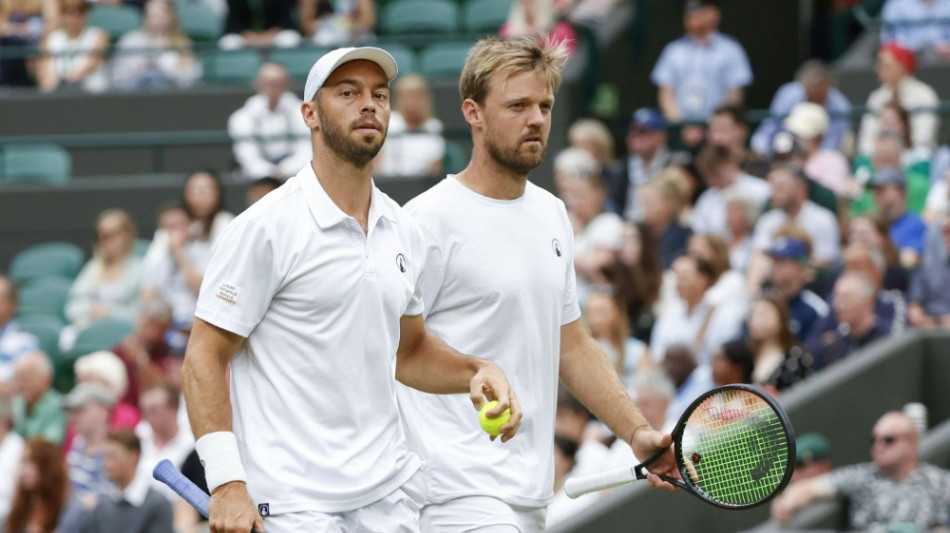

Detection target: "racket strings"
[679, 390, 791, 506]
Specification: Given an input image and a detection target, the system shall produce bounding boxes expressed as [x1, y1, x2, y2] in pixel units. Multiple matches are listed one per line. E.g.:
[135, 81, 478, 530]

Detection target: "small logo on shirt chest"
[396, 253, 407, 272]
[552, 239, 562, 257]
[258, 503, 270, 516]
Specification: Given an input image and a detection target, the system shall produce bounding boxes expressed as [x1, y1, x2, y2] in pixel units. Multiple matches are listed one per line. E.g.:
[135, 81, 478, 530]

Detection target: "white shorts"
[262, 471, 426, 533]
[420, 496, 546, 533]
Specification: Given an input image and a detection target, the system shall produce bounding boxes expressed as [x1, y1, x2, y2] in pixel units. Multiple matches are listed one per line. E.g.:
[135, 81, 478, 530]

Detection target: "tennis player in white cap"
[182, 47, 522, 533]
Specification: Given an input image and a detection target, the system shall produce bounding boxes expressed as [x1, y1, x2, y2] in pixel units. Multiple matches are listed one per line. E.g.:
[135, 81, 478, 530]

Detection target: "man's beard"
[485, 125, 546, 176]
[317, 100, 386, 167]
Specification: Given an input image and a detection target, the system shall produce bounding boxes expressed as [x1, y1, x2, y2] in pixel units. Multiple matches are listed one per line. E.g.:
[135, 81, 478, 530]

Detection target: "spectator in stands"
[639, 175, 690, 268]
[83, 430, 173, 533]
[218, 0, 300, 49]
[691, 144, 771, 240]
[36, 0, 109, 93]
[181, 170, 234, 243]
[752, 164, 840, 267]
[762, 235, 830, 342]
[228, 63, 311, 181]
[651, 0, 752, 123]
[710, 339, 754, 386]
[908, 216, 950, 328]
[63, 383, 115, 499]
[747, 293, 814, 392]
[853, 116, 931, 217]
[0, 395, 24, 527]
[813, 273, 888, 369]
[848, 215, 909, 293]
[783, 102, 852, 198]
[871, 166, 927, 268]
[751, 59, 852, 155]
[65, 209, 143, 331]
[772, 411, 950, 530]
[857, 42, 939, 157]
[12, 351, 65, 445]
[135, 384, 193, 502]
[5, 438, 84, 533]
[660, 343, 714, 425]
[74, 350, 140, 436]
[609, 222, 663, 342]
[0, 0, 57, 86]
[112, 298, 175, 407]
[876, 100, 932, 166]
[687, 233, 748, 312]
[650, 255, 745, 366]
[500, 0, 576, 52]
[880, 0, 950, 56]
[792, 433, 833, 483]
[585, 288, 646, 389]
[568, 118, 615, 170]
[707, 104, 768, 178]
[722, 188, 760, 273]
[375, 74, 446, 178]
[245, 176, 282, 207]
[631, 369, 675, 434]
[111, 0, 201, 90]
[605, 108, 670, 221]
[0, 275, 38, 396]
[299, 0, 375, 47]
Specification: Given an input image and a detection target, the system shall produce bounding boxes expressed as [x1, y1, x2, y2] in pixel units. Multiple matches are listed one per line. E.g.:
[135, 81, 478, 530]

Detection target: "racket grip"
[153, 459, 210, 518]
[564, 466, 638, 499]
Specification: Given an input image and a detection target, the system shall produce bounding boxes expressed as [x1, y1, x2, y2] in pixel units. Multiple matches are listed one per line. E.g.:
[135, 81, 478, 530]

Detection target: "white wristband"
[196, 431, 247, 493]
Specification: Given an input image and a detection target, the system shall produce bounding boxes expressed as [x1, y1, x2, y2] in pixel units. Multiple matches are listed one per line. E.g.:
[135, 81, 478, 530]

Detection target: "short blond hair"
[459, 36, 569, 105]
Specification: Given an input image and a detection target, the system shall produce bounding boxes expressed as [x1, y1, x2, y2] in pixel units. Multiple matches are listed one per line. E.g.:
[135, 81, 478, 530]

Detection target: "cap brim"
[327, 48, 399, 83]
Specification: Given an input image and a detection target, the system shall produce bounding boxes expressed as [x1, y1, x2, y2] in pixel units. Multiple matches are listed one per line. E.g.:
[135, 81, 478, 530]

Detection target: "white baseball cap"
[783, 102, 829, 140]
[303, 47, 398, 102]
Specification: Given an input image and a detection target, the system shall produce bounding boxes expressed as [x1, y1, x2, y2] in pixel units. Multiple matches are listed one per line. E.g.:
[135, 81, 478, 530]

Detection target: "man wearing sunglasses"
[770, 411, 950, 530]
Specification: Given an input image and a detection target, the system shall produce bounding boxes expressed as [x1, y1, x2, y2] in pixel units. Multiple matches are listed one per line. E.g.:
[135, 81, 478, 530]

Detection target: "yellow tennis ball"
[479, 400, 511, 437]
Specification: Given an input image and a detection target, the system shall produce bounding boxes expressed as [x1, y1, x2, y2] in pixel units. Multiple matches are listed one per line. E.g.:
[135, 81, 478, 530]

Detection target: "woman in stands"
[36, 0, 108, 92]
[747, 293, 814, 393]
[65, 209, 143, 330]
[111, 0, 201, 90]
[5, 439, 86, 533]
[608, 221, 663, 343]
[181, 170, 233, 243]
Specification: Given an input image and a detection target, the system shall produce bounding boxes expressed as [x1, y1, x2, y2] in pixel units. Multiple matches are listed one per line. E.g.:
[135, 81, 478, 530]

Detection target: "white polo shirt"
[396, 176, 581, 508]
[195, 164, 426, 514]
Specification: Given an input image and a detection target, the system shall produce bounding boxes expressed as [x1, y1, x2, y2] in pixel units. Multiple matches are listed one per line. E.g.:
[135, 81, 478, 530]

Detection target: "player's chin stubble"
[485, 130, 546, 177]
[318, 104, 385, 167]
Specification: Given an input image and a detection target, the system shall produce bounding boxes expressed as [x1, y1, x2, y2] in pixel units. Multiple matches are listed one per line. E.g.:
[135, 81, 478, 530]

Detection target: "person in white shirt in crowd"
[880, 0, 950, 57]
[111, 0, 202, 91]
[228, 62, 312, 182]
[783, 102, 853, 198]
[0, 395, 24, 527]
[722, 188, 761, 273]
[604, 108, 671, 222]
[374, 74, 446, 177]
[857, 42, 939, 158]
[584, 288, 648, 390]
[707, 104, 769, 178]
[36, 0, 108, 93]
[0, 275, 37, 396]
[690, 144, 770, 240]
[135, 384, 193, 502]
[686, 233, 749, 313]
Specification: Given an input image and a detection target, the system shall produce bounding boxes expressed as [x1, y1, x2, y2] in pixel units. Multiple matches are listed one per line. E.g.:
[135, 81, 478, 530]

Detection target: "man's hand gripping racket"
[153, 460, 264, 532]
[565, 384, 796, 509]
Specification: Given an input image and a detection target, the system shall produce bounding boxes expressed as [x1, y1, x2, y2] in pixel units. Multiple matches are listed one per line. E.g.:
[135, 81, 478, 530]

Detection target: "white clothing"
[376, 112, 446, 177]
[262, 470, 425, 533]
[135, 425, 195, 502]
[705, 270, 751, 315]
[729, 236, 754, 273]
[421, 496, 546, 533]
[397, 175, 581, 508]
[751, 201, 841, 263]
[0, 432, 24, 525]
[574, 210, 624, 304]
[924, 178, 948, 217]
[691, 174, 771, 240]
[857, 76, 940, 156]
[227, 92, 312, 181]
[650, 297, 745, 367]
[195, 165, 426, 513]
[546, 488, 596, 529]
[44, 27, 109, 92]
[111, 31, 202, 90]
[143, 239, 211, 328]
[0, 322, 38, 383]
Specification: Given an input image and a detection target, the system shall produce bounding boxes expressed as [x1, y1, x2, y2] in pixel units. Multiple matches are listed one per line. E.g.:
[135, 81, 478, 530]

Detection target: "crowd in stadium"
[3, 0, 950, 531]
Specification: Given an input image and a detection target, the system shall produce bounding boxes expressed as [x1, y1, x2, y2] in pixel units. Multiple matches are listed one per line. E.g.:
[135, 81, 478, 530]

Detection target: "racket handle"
[153, 459, 210, 518]
[564, 466, 638, 499]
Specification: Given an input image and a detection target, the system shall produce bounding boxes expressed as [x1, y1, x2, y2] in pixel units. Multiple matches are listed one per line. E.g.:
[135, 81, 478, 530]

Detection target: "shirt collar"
[297, 163, 398, 230]
[116, 470, 151, 507]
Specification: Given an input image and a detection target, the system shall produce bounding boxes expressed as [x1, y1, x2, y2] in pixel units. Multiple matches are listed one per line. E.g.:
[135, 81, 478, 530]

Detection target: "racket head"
[668, 384, 795, 509]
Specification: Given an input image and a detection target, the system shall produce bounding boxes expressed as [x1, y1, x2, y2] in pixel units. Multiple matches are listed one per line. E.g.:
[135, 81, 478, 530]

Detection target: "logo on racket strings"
[396, 254, 407, 273]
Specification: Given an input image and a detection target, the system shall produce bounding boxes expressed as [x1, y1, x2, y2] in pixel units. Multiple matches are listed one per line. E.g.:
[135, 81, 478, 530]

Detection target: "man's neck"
[455, 145, 529, 201]
[310, 154, 374, 232]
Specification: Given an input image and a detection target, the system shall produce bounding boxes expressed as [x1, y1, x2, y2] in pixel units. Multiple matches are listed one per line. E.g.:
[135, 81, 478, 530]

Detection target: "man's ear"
[461, 98, 482, 130]
[301, 100, 320, 130]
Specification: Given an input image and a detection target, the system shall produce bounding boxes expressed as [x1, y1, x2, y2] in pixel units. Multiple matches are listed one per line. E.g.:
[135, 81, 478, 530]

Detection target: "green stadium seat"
[8, 242, 85, 285]
[57, 318, 134, 392]
[86, 5, 143, 41]
[269, 47, 329, 79]
[203, 49, 264, 83]
[376, 42, 417, 75]
[17, 282, 71, 322]
[462, 0, 512, 33]
[17, 317, 63, 363]
[178, 3, 224, 42]
[0, 144, 71, 184]
[381, 0, 460, 34]
[419, 41, 473, 78]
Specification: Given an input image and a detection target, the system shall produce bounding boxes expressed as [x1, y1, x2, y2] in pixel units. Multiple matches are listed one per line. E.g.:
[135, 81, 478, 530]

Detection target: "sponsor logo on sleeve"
[216, 283, 239, 304]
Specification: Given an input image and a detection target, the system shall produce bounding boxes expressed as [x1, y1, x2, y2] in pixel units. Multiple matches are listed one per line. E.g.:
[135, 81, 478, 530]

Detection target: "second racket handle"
[564, 466, 638, 498]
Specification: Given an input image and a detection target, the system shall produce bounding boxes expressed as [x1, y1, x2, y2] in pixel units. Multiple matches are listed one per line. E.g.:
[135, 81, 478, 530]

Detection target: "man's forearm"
[396, 327, 484, 394]
[182, 321, 239, 438]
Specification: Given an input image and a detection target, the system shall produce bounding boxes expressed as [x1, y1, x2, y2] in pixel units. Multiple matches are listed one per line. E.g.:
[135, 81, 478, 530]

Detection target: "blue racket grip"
[153, 459, 210, 518]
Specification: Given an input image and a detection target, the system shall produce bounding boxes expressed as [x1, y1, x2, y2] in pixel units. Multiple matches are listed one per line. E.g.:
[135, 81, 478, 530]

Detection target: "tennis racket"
[153, 459, 264, 532]
[564, 384, 795, 509]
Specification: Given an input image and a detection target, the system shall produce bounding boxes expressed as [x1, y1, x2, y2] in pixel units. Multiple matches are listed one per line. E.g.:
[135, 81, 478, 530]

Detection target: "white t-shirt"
[375, 112, 446, 177]
[691, 174, 771, 239]
[751, 201, 841, 263]
[397, 175, 581, 508]
[195, 165, 426, 513]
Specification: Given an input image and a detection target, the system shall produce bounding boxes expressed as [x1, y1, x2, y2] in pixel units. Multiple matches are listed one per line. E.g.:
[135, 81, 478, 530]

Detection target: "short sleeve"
[415, 225, 444, 319]
[559, 206, 582, 326]
[724, 41, 753, 88]
[404, 223, 429, 318]
[651, 43, 677, 87]
[194, 217, 282, 337]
